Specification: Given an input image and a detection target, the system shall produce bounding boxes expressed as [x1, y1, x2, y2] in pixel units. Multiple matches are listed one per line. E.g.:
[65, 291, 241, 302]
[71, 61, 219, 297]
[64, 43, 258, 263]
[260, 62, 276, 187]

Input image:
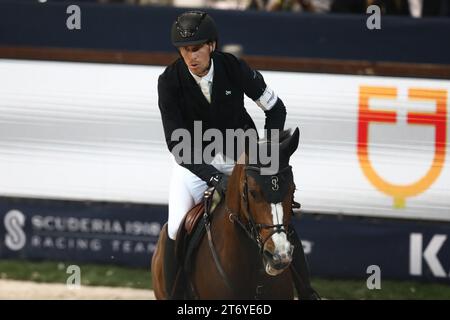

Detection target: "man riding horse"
[157, 10, 319, 300]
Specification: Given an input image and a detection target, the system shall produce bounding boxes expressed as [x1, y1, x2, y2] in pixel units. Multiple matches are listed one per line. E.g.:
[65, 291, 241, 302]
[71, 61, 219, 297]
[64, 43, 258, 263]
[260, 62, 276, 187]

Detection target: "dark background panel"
[1, 1, 450, 64]
[1, 196, 450, 283]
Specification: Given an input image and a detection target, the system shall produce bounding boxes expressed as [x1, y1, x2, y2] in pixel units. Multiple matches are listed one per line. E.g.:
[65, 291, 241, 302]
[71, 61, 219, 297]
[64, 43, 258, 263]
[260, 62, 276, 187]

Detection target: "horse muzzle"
[263, 248, 293, 276]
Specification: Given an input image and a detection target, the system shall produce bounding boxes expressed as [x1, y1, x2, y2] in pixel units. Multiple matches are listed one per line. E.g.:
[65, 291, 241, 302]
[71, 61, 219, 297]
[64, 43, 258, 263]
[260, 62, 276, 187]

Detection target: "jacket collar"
[181, 53, 222, 107]
[189, 59, 214, 85]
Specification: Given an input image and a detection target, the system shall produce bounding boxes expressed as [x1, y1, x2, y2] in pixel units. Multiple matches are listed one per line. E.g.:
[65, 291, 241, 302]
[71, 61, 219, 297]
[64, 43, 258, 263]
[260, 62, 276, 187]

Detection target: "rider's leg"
[165, 163, 207, 298]
[168, 166, 195, 241]
[163, 237, 177, 299]
[289, 226, 321, 300]
[168, 163, 209, 240]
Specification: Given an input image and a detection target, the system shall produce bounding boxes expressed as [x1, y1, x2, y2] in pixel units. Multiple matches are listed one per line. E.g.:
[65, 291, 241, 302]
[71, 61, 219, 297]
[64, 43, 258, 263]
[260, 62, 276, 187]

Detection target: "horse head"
[227, 127, 300, 277]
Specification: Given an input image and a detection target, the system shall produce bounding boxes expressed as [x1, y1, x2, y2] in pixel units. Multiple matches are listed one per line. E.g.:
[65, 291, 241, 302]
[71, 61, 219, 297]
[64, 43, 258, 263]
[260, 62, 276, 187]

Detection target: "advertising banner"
[2, 197, 450, 283]
[0, 197, 165, 267]
[0, 60, 448, 220]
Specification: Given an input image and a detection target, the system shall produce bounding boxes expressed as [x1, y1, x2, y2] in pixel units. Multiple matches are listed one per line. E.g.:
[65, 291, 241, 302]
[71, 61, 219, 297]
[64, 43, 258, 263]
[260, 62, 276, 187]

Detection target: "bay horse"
[152, 128, 300, 299]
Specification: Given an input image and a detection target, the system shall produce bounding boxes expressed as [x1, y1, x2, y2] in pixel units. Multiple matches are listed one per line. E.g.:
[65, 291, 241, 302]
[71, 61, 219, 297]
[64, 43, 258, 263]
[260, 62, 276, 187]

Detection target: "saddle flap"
[184, 202, 205, 236]
[173, 189, 223, 285]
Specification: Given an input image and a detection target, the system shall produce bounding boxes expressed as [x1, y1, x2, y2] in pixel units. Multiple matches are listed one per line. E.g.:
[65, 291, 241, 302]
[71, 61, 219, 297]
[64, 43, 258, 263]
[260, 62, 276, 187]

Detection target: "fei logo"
[357, 86, 447, 208]
[3, 210, 26, 251]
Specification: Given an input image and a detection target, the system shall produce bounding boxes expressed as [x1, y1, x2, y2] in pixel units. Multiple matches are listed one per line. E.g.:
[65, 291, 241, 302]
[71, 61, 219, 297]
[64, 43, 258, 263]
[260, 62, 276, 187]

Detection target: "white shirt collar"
[189, 59, 214, 84]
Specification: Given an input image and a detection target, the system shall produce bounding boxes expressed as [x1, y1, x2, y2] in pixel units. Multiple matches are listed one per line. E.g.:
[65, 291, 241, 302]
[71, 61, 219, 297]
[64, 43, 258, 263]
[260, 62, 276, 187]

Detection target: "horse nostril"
[263, 249, 273, 260]
[276, 250, 293, 264]
[272, 253, 281, 264]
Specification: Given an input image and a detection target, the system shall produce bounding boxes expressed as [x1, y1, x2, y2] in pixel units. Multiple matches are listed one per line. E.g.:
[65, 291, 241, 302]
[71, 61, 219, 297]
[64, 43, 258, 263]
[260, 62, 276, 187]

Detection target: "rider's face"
[179, 42, 216, 77]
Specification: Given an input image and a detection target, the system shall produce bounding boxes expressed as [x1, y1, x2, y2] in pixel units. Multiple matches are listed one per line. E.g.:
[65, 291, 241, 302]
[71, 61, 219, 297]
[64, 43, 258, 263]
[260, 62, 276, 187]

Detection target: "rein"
[203, 187, 236, 295]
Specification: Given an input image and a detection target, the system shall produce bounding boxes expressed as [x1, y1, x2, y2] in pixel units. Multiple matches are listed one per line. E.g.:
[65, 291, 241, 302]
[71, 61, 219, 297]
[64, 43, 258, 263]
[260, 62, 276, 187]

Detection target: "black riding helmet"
[171, 11, 218, 47]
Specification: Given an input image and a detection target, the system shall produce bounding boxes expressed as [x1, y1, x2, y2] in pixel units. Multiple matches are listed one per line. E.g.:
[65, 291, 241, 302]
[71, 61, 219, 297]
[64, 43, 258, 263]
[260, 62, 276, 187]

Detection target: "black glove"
[208, 173, 229, 196]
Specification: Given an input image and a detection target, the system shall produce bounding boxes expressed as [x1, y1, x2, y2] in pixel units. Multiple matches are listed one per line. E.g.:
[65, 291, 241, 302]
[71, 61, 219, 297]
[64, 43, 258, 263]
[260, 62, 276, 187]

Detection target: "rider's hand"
[208, 173, 229, 196]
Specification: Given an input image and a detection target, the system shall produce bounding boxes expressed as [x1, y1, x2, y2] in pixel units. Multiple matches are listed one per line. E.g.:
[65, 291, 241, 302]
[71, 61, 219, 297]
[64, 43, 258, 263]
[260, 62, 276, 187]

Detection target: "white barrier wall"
[0, 59, 449, 221]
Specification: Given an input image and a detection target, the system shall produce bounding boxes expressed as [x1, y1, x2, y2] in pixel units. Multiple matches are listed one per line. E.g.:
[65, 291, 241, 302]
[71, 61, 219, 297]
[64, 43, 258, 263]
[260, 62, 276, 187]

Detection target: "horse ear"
[237, 150, 249, 165]
[278, 129, 292, 143]
[280, 127, 300, 158]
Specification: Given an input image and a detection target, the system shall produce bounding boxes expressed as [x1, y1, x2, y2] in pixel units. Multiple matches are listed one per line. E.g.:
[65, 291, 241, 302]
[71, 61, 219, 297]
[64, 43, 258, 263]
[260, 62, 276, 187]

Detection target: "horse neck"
[212, 201, 261, 274]
[225, 164, 244, 219]
[213, 165, 261, 272]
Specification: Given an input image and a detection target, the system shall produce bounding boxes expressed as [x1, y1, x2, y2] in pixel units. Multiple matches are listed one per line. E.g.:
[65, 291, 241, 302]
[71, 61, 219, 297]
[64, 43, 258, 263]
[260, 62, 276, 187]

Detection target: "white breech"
[167, 154, 235, 240]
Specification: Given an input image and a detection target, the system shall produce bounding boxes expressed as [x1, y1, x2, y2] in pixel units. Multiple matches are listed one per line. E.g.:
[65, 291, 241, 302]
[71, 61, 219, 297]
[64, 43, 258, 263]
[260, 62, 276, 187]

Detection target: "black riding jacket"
[158, 51, 286, 182]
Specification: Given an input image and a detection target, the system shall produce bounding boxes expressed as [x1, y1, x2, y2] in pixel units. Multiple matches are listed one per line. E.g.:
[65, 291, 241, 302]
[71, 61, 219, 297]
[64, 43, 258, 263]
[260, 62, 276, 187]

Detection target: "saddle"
[172, 187, 222, 297]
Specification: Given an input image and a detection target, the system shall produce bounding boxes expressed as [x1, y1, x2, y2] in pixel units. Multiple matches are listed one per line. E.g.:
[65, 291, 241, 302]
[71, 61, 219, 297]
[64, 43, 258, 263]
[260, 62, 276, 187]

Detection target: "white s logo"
[271, 176, 279, 191]
[4, 210, 26, 251]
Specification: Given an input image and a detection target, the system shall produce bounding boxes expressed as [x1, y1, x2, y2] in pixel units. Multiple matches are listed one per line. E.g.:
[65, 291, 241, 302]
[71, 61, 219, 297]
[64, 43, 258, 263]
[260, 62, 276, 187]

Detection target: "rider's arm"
[158, 74, 220, 183]
[240, 59, 286, 132]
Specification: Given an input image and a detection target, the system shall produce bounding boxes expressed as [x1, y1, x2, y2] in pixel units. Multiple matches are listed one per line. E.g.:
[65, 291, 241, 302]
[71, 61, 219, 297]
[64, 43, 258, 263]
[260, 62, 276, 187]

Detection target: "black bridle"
[227, 165, 293, 255]
[202, 164, 295, 298]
